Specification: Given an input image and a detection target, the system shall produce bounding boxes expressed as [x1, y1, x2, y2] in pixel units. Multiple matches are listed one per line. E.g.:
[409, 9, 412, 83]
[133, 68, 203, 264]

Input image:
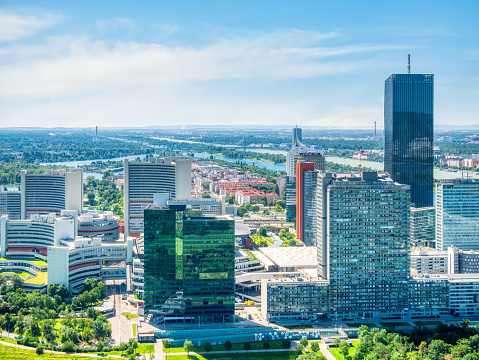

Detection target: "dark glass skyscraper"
[384, 74, 434, 208]
[143, 207, 235, 323]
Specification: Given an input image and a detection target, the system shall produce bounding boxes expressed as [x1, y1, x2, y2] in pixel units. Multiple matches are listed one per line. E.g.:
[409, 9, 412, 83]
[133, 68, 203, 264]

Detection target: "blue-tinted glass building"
[384, 74, 434, 208]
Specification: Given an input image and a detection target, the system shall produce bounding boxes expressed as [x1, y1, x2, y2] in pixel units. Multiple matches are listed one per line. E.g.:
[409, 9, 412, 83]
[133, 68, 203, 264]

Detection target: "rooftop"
[259, 246, 317, 268]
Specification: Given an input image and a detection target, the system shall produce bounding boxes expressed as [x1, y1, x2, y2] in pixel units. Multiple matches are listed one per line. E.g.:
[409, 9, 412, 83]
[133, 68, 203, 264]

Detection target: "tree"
[87, 191, 96, 206]
[300, 338, 309, 348]
[61, 340, 74, 353]
[204, 342, 212, 353]
[311, 342, 319, 352]
[0, 275, 6, 286]
[11, 274, 23, 290]
[244, 342, 251, 351]
[97, 341, 104, 353]
[258, 227, 268, 237]
[296, 344, 305, 353]
[162, 340, 171, 349]
[224, 340, 232, 352]
[334, 338, 341, 347]
[282, 340, 291, 350]
[340, 341, 350, 356]
[91, 319, 110, 340]
[183, 341, 194, 355]
[36, 344, 44, 355]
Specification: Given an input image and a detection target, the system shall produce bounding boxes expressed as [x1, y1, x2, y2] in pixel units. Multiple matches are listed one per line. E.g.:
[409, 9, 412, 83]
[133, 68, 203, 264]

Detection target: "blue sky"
[0, 1, 478, 128]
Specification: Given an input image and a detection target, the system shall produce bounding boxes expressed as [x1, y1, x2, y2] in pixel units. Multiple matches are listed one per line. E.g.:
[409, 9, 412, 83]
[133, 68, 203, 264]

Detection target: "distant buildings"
[21, 169, 83, 219]
[384, 73, 434, 208]
[436, 179, 479, 251]
[124, 157, 191, 237]
[143, 207, 235, 323]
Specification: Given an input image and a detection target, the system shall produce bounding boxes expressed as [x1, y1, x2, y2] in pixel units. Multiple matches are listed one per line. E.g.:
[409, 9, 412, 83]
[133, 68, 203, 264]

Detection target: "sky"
[0, 1, 478, 129]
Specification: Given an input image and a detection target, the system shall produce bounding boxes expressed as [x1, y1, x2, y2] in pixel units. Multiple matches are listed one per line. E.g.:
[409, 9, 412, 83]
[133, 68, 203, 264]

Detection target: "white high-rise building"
[0, 190, 21, 220]
[124, 157, 191, 237]
[20, 169, 83, 219]
[286, 128, 310, 176]
[436, 179, 479, 251]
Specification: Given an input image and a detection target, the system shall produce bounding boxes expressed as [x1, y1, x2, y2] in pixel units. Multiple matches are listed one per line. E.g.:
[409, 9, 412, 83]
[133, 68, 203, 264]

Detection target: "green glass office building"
[143, 207, 235, 323]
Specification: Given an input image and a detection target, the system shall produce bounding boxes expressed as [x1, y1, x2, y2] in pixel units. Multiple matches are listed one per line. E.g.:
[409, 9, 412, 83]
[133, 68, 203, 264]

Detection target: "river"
[39, 137, 479, 181]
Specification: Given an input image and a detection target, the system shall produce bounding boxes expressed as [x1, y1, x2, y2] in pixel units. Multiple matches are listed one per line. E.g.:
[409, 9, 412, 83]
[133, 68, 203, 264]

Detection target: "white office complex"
[436, 179, 479, 251]
[0, 213, 75, 258]
[124, 157, 191, 237]
[78, 211, 120, 242]
[20, 169, 83, 219]
[0, 190, 21, 220]
[0, 212, 131, 294]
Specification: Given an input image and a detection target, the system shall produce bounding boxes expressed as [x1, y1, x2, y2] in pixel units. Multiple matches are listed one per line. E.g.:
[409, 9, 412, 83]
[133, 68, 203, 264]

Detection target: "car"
[122, 295, 127, 300]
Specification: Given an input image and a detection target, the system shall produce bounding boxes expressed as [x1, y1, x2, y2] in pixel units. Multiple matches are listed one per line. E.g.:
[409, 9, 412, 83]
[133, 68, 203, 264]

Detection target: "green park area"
[251, 234, 274, 247]
[24, 271, 48, 284]
[165, 340, 286, 353]
[0, 343, 101, 359]
[166, 352, 297, 360]
[0, 270, 31, 279]
[0, 257, 47, 266]
[329, 340, 359, 360]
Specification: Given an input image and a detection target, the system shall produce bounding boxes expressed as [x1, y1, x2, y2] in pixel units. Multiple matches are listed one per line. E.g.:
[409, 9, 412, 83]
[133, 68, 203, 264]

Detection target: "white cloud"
[0, 30, 398, 98]
[0, 9, 63, 42]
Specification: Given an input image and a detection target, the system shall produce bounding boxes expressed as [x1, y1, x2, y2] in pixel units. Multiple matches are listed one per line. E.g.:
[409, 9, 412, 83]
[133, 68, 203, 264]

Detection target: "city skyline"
[0, 1, 478, 128]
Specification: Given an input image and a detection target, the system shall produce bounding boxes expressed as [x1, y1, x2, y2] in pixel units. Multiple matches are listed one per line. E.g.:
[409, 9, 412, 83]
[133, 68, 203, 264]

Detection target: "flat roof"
[259, 246, 317, 268]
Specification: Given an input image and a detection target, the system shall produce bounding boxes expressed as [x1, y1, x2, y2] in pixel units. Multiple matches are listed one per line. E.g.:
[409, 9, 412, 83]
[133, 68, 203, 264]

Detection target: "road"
[107, 280, 134, 345]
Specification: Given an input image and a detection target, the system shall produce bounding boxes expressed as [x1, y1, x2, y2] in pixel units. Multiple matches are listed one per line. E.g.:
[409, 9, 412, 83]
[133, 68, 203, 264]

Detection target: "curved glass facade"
[384, 74, 434, 208]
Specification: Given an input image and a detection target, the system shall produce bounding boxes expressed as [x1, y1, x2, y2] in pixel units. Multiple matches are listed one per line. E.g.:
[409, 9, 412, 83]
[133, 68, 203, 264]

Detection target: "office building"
[0, 190, 21, 220]
[295, 162, 316, 245]
[297, 152, 325, 173]
[21, 169, 83, 219]
[410, 248, 448, 276]
[285, 176, 296, 223]
[124, 157, 191, 237]
[384, 73, 434, 208]
[143, 207, 235, 323]
[410, 207, 435, 248]
[317, 172, 411, 318]
[286, 127, 310, 176]
[78, 211, 120, 242]
[436, 179, 479, 251]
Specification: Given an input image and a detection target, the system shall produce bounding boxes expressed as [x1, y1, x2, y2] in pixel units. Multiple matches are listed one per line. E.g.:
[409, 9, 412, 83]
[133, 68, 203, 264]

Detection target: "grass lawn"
[166, 340, 286, 353]
[0, 270, 32, 279]
[380, 322, 410, 327]
[0, 257, 47, 266]
[414, 321, 443, 326]
[132, 324, 137, 337]
[0, 336, 19, 345]
[122, 312, 138, 319]
[329, 340, 359, 360]
[0, 343, 103, 359]
[25, 271, 48, 284]
[166, 352, 297, 360]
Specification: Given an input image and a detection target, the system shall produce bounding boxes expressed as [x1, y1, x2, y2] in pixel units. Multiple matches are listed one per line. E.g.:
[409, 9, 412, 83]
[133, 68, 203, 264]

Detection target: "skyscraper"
[316, 172, 411, 318]
[20, 169, 83, 219]
[124, 157, 191, 237]
[295, 162, 316, 245]
[143, 207, 235, 323]
[384, 73, 434, 208]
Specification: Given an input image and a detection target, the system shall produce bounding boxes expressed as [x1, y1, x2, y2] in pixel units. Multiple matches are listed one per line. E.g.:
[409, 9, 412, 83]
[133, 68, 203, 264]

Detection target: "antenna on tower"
[407, 54, 411, 74]
[374, 121, 377, 139]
